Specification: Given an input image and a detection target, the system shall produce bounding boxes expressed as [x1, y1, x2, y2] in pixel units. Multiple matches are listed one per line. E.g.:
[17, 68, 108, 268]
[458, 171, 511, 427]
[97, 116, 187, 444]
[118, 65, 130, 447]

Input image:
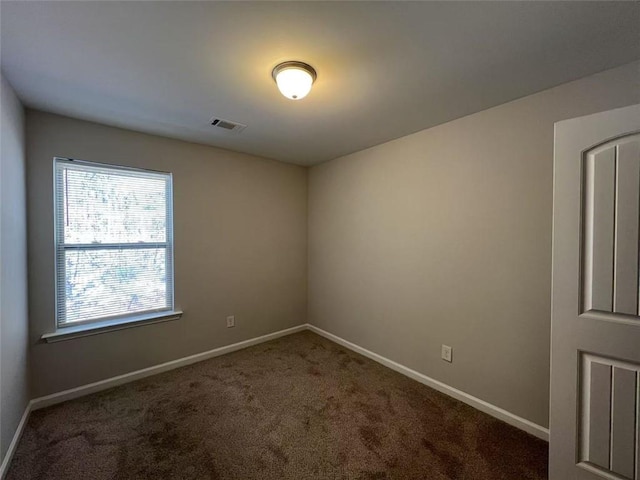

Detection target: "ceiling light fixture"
[272, 61, 317, 100]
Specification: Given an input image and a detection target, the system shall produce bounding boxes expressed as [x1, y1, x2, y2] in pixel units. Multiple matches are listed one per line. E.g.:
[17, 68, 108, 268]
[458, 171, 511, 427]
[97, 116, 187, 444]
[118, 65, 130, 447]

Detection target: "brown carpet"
[7, 331, 547, 479]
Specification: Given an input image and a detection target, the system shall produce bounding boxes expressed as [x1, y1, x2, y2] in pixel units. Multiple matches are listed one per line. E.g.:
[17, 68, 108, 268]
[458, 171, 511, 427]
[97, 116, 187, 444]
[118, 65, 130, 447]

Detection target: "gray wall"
[308, 61, 640, 428]
[0, 75, 29, 462]
[27, 111, 308, 398]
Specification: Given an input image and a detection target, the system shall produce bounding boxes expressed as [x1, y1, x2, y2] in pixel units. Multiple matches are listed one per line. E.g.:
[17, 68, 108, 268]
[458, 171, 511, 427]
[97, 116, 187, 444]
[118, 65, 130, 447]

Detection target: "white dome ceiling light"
[272, 61, 317, 100]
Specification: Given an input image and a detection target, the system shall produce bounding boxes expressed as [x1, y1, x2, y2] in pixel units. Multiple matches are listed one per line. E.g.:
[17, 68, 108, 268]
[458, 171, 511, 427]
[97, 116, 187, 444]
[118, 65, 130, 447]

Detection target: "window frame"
[51, 157, 178, 337]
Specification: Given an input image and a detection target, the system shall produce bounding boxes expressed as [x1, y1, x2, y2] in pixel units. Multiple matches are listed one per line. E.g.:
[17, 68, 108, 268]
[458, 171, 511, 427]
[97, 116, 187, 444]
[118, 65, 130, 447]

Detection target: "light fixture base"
[271, 61, 317, 83]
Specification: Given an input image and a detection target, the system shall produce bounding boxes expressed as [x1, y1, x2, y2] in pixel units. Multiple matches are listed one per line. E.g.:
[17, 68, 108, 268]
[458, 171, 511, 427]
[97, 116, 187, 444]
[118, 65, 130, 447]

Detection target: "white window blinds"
[54, 158, 174, 327]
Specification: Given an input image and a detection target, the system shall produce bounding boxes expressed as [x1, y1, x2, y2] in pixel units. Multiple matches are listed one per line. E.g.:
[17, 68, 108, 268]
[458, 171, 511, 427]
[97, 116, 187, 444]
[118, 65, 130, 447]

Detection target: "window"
[54, 158, 175, 331]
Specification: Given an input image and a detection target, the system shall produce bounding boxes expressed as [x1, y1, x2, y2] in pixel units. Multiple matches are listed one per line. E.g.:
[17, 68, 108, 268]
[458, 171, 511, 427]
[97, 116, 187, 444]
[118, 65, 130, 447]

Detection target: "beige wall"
[27, 111, 308, 398]
[1, 74, 29, 461]
[308, 61, 640, 428]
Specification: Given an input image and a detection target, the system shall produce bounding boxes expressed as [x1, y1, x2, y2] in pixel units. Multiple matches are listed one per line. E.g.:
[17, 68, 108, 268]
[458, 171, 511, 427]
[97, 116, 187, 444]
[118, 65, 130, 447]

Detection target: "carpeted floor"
[7, 331, 548, 479]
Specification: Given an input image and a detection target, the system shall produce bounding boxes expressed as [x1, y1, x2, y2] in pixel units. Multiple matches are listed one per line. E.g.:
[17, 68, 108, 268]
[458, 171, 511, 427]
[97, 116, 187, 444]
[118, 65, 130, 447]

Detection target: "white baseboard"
[0, 401, 32, 480]
[307, 324, 550, 441]
[31, 324, 307, 411]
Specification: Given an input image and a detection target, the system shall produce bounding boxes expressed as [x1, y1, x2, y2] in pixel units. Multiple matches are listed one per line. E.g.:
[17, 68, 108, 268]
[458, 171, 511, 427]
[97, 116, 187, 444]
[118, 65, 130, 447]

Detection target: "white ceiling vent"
[209, 117, 247, 134]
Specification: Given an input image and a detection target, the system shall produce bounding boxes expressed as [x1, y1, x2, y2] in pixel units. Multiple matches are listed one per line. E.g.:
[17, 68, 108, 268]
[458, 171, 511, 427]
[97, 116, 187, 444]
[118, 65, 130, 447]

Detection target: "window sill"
[41, 310, 183, 343]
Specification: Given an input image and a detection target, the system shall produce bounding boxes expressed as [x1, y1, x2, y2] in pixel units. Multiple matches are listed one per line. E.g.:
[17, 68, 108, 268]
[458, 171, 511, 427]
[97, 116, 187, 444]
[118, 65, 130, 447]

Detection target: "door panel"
[614, 140, 640, 316]
[582, 137, 640, 317]
[550, 104, 640, 480]
[583, 145, 616, 314]
[579, 354, 639, 479]
[584, 358, 613, 470]
[611, 367, 637, 479]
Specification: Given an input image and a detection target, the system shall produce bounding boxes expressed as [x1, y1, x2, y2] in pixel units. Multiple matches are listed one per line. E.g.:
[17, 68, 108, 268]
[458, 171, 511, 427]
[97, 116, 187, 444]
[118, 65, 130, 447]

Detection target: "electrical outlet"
[226, 315, 235, 328]
[441, 344, 453, 363]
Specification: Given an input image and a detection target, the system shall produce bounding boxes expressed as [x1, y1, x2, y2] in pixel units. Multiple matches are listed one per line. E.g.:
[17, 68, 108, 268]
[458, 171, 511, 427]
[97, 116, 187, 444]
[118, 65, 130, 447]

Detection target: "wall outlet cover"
[226, 315, 235, 328]
[441, 344, 453, 363]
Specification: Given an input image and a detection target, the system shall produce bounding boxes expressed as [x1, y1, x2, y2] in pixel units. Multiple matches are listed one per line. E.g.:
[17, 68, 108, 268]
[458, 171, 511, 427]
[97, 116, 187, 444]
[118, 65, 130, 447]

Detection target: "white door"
[551, 103, 640, 480]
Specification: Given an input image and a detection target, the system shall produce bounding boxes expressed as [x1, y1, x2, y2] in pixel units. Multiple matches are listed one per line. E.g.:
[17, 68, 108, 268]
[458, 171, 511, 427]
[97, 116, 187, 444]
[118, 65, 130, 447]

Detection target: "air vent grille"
[209, 117, 247, 134]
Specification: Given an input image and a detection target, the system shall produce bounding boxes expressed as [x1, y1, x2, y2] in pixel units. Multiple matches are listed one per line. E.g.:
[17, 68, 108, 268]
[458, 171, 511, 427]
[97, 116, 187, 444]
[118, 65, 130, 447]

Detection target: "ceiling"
[1, 2, 639, 166]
